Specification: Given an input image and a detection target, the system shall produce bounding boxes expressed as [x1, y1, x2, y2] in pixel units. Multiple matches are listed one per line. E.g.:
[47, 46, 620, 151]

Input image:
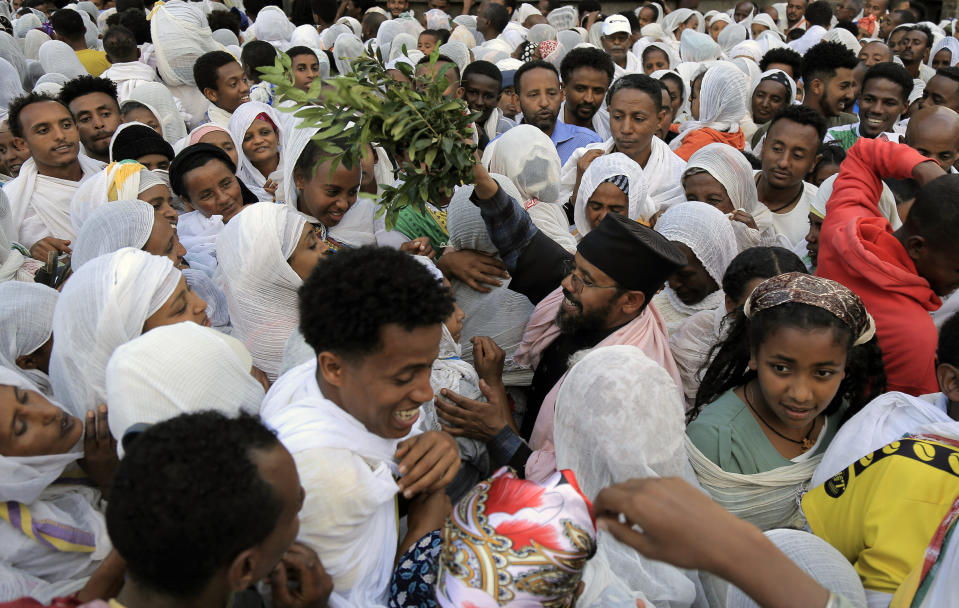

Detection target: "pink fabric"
[515, 286, 683, 482]
[189, 123, 228, 145]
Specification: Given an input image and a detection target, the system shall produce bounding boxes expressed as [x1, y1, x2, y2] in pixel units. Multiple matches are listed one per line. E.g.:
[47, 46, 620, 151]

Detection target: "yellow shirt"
[802, 437, 959, 593]
[76, 49, 111, 77]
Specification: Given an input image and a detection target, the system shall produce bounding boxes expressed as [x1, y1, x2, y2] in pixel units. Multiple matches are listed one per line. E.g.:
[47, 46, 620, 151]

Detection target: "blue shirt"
[546, 120, 603, 165]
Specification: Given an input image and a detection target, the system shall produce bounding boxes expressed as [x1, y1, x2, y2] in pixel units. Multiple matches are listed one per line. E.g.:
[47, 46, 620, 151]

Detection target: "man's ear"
[937, 362, 959, 406]
[203, 87, 219, 104]
[901, 233, 927, 263]
[619, 290, 646, 317]
[456, 85, 466, 99]
[317, 351, 346, 388]
[809, 78, 824, 98]
[12, 136, 30, 154]
[226, 548, 259, 593]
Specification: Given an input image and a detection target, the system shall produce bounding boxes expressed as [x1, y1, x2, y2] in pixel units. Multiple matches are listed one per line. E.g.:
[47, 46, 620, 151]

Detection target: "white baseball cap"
[602, 14, 632, 36]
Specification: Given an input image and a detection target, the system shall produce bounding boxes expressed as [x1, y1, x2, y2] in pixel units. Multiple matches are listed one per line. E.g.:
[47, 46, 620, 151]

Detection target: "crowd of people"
[0, 0, 958, 606]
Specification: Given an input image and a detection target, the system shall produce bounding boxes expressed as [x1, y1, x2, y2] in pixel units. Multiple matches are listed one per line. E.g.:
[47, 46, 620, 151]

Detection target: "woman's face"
[443, 279, 466, 342]
[750, 23, 769, 38]
[143, 215, 187, 269]
[751, 79, 789, 124]
[643, 49, 670, 75]
[290, 53, 321, 92]
[242, 119, 279, 170]
[287, 225, 329, 280]
[143, 275, 209, 331]
[709, 19, 728, 41]
[198, 130, 239, 168]
[182, 158, 244, 223]
[585, 181, 629, 230]
[932, 49, 953, 71]
[750, 325, 847, 431]
[123, 107, 162, 135]
[0, 385, 83, 457]
[662, 78, 683, 117]
[667, 242, 718, 305]
[294, 159, 361, 228]
[689, 74, 703, 121]
[684, 171, 734, 213]
[638, 6, 656, 27]
[139, 183, 179, 227]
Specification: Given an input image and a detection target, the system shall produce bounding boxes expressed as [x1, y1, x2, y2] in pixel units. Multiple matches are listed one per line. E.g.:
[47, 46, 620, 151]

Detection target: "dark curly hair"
[768, 104, 828, 142]
[801, 40, 858, 89]
[938, 313, 959, 368]
[7, 93, 69, 139]
[691, 302, 887, 424]
[721, 246, 808, 304]
[106, 412, 283, 597]
[59, 75, 119, 109]
[299, 246, 454, 360]
[759, 47, 803, 77]
[559, 46, 615, 88]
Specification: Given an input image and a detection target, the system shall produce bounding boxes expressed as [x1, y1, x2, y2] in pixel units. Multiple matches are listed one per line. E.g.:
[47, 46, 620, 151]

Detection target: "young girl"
[686, 272, 886, 530]
[228, 101, 283, 202]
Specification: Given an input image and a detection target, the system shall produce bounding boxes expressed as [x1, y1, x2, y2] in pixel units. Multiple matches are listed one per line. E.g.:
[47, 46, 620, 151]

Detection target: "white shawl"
[228, 101, 282, 202]
[150, 0, 223, 87]
[261, 359, 415, 607]
[100, 61, 159, 101]
[0, 283, 58, 395]
[671, 61, 747, 150]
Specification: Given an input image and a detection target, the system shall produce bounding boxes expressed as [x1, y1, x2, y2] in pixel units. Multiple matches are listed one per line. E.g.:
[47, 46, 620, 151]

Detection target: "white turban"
[50, 248, 181, 416]
[574, 152, 655, 237]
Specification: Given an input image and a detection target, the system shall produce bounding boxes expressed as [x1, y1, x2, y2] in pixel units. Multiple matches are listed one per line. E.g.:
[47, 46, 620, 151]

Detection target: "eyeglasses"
[562, 259, 620, 294]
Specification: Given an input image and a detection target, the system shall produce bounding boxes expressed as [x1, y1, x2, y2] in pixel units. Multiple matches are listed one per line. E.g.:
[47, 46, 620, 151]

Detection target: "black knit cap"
[577, 213, 687, 297]
[110, 123, 175, 163]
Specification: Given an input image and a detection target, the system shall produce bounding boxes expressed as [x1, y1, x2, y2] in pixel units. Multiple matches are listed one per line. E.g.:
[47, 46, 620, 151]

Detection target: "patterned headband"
[743, 272, 876, 346]
[601, 174, 630, 197]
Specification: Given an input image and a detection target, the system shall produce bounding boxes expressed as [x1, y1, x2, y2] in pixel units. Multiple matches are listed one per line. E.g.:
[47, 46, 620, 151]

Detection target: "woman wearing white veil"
[38, 40, 86, 80]
[333, 32, 366, 75]
[572, 152, 655, 238]
[671, 62, 748, 161]
[127, 82, 189, 146]
[554, 345, 702, 608]
[0, 282, 58, 396]
[228, 101, 283, 202]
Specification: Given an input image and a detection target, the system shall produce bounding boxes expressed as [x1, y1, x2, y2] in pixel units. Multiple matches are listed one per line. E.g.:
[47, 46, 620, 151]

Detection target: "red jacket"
[816, 138, 941, 396]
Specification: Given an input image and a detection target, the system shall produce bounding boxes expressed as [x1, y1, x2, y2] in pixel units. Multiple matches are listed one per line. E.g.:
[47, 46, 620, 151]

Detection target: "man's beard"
[555, 288, 615, 335]
[573, 101, 599, 121]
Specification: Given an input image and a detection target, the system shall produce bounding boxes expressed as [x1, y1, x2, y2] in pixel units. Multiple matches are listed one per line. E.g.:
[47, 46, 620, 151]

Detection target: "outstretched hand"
[394, 430, 459, 498]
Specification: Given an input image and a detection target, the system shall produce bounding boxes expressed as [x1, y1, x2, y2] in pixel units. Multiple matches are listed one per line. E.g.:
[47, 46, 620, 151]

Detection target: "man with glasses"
[433, 160, 686, 479]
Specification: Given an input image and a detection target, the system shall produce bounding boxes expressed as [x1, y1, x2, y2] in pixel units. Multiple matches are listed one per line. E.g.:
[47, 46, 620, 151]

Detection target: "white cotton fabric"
[0, 57, 23, 119]
[0, 189, 29, 283]
[254, 5, 294, 49]
[38, 40, 86, 79]
[49, 248, 180, 416]
[814, 172, 901, 232]
[182, 267, 231, 334]
[280, 114, 375, 247]
[212, 28, 240, 47]
[809, 391, 953, 489]
[749, 13, 780, 38]
[446, 175, 535, 385]
[150, 0, 222, 87]
[726, 529, 867, 608]
[333, 32, 365, 75]
[670, 305, 728, 404]
[663, 8, 695, 43]
[561, 137, 688, 213]
[23, 29, 49, 61]
[929, 36, 959, 67]
[215, 202, 305, 381]
[655, 201, 737, 316]
[554, 346, 700, 608]
[0, 367, 111, 604]
[105, 321, 264, 453]
[260, 358, 416, 608]
[822, 27, 861, 56]
[0, 31, 27, 89]
[228, 101, 281, 202]
[5, 155, 105, 246]
[101, 61, 160, 102]
[636, 40, 679, 70]
[424, 8, 451, 30]
[438, 41, 469, 76]
[12, 13, 40, 38]
[527, 23, 557, 45]
[71, 200, 155, 268]
[388, 32, 418, 62]
[547, 6, 577, 31]
[679, 28, 720, 62]
[574, 152, 654, 237]
[0, 283, 58, 395]
[718, 23, 748, 53]
[728, 40, 762, 64]
[336, 16, 362, 37]
[69, 163, 156, 232]
[482, 125, 576, 254]
[684, 142, 776, 249]
[672, 62, 747, 150]
[127, 82, 189, 145]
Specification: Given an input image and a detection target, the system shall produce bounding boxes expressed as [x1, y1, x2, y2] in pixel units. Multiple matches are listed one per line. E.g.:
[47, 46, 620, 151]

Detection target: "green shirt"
[686, 388, 843, 474]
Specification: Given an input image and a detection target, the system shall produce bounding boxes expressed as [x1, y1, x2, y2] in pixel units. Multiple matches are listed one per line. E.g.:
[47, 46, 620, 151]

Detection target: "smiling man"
[800, 41, 860, 128]
[825, 62, 911, 150]
[59, 75, 122, 164]
[4, 93, 106, 262]
[261, 246, 459, 606]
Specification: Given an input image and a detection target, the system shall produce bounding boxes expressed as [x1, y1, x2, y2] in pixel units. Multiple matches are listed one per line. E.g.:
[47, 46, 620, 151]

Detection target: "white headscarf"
[127, 82, 189, 145]
[105, 321, 264, 453]
[49, 248, 181, 416]
[574, 152, 655, 237]
[12, 13, 40, 38]
[70, 163, 164, 232]
[333, 32, 365, 75]
[38, 40, 86, 80]
[729, 40, 763, 63]
[726, 530, 867, 608]
[0, 283, 57, 395]
[749, 13, 780, 38]
[0, 31, 27, 88]
[821, 26, 861, 56]
[718, 22, 748, 53]
[280, 114, 376, 247]
[482, 125, 576, 253]
[0, 367, 111, 603]
[228, 101, 282, 202]
[71, 200, 155, 268]
[212, 28, 239, 47]
[637, 40, 679, 70]
[23, 28, 49, 61]
[929, 36, 959, 67]
[150, 0, 222, 87]
[336, 15, 363, 37]
[554, 345, 700, 608]
[215, 202, 305, 381]
[254, 5, 294, 49]
[654, 201, 738, 315]
[671, 61, 747, 150]
[438, 41, 469, 76]
[547, 6, 577, 31]
[679, 28, 721, 62]
[0, 57, 24, 120]
[684, 142, 776, 249]
[663, 8, 695, 41]
[291, 23, 324, 51]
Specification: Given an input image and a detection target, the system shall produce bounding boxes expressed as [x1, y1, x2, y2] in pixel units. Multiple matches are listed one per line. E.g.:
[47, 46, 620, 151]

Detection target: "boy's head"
[299, 246, 454, 439]
[102, 24, 139, 64]
[459, 60, 502, 125]
[418, 30, 441, 55]
[118, 7, 151, 44]
[240, 41, 279, 85]
[107, 412, 303, 600]
[936, 314, 959, 411]
[50, 8, 86, 45]
[194, 51, 251, 113]
[286, 46, 321, 92]
[59, 76, 122, 162]
[898, 173, 959, 297]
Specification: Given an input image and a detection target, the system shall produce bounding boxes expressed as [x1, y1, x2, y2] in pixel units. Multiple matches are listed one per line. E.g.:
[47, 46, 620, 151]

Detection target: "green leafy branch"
[258, 47, 480, 230]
